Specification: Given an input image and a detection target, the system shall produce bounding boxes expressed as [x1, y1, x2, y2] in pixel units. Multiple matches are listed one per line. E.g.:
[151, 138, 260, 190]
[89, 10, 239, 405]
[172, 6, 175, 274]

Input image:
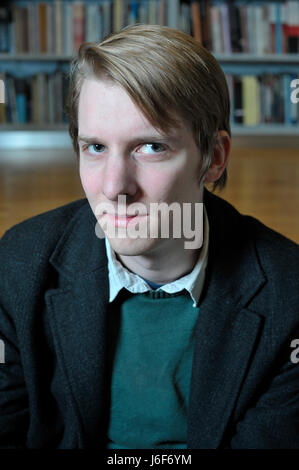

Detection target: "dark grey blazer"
[0, 190, 298, 449]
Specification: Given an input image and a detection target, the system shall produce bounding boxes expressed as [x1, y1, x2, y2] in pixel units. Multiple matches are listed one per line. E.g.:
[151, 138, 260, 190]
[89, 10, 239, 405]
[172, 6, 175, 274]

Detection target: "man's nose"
[101, 152, 138, 201]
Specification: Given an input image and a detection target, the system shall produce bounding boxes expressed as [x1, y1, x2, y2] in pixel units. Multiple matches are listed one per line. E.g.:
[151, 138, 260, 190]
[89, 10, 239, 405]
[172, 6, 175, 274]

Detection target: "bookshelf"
[0, 0, 298, 149]
[215, 53, 299, 63]
[0, 54, 73, 61]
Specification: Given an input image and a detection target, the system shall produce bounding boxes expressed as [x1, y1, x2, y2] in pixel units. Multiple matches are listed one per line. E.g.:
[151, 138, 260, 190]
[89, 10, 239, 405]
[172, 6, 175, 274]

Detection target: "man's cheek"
[142, 172, 172, 197]
[80, 169, 101, 198]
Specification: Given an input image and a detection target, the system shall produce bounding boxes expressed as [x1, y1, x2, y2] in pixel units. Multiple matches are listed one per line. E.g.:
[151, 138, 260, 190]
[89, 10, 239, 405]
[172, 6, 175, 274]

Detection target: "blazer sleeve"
[0, 302, 29, 448]
[229, 332, 299, 449]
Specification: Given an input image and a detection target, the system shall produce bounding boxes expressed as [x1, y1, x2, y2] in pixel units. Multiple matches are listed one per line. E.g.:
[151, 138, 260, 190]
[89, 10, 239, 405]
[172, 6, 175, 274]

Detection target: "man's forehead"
[78, 77, 188, 142]
[77, 128, 182, 146]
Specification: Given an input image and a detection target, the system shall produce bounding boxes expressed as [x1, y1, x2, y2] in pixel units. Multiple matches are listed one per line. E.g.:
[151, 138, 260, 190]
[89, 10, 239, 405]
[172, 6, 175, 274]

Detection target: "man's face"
[78, 77, 204, 256]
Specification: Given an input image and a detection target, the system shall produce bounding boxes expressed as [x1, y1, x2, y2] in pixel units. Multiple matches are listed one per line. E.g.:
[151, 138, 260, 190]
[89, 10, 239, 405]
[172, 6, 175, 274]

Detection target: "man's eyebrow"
[77, 134, 180, 145]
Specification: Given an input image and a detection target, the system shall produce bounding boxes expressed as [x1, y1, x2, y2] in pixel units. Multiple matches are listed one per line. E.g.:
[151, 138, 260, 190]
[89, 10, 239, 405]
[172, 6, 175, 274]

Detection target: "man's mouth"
[104, 213, 147, 228]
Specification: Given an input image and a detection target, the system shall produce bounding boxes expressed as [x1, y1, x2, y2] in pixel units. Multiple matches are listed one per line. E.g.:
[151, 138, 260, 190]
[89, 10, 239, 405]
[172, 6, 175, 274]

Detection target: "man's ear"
[204, 130, 231, 184]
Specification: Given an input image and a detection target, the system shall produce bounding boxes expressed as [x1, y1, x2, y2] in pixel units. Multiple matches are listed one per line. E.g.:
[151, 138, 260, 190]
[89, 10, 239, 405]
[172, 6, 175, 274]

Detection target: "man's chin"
[106, 234, 159, 256]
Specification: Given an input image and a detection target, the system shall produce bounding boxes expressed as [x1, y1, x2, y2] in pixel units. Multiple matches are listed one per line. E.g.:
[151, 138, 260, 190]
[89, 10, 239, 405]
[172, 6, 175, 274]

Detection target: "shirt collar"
[105, 207, 209, 308]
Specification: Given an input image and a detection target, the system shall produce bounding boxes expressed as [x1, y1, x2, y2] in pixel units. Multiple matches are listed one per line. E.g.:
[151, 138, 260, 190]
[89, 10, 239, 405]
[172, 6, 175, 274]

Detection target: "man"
[0, 25, 298, 449]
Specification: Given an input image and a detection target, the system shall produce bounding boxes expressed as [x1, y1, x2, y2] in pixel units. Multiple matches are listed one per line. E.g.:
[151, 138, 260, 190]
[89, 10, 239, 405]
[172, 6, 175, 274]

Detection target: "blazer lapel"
[45, 202, 110, 446]
[187, 190, 267, 448]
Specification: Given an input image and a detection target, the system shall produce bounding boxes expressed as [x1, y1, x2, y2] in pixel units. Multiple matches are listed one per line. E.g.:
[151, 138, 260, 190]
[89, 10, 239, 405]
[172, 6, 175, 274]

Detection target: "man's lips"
[103, 213, 147, 227]
[103, 212, 148, 217]
[111, 214, 141, 217]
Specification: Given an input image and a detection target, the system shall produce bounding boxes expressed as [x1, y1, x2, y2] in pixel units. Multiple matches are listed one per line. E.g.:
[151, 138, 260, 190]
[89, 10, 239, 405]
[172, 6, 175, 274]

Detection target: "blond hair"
[66, 24, 231, 190]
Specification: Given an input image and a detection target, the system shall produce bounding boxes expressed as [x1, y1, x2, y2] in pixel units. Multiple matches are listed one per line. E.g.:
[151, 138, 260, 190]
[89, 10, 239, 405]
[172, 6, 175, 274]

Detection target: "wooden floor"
[0, 147, 298, 243]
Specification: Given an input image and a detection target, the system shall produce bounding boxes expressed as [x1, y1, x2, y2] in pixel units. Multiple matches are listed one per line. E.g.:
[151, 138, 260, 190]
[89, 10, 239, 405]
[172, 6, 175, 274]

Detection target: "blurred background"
[0, 0, 298, 242]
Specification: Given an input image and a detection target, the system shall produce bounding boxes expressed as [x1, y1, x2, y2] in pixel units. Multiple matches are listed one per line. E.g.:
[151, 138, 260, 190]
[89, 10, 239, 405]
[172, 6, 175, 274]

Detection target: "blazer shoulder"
[243, 214, 299, 268]
[206, 190, 299, 293]
[242, 214, 299, 309]
[0, 198, 88, 262]
[207, 190, 299, 269]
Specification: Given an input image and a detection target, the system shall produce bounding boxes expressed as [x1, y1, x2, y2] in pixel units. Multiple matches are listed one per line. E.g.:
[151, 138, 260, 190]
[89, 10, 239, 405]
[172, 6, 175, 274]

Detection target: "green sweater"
[106, 288, 200, 449]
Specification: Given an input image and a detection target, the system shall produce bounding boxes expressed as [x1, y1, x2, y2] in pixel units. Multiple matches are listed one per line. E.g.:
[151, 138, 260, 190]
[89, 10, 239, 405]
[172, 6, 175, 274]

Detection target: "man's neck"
[116, 240, 201, 285]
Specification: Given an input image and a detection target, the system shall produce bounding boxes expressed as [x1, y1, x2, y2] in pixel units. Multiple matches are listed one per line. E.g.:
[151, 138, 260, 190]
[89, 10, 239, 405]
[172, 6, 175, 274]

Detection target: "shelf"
[0, 123, 68, 130]
[1, 53, 299, 63]
[0, 126, 298, 150]
[0, 54, 74, 61]
[214, 54, 299, 63]
[231, 124, 299, 136]
[0, 130, 72, 149]
[231, 125, 299, 147]
[1, 123, 297, 134]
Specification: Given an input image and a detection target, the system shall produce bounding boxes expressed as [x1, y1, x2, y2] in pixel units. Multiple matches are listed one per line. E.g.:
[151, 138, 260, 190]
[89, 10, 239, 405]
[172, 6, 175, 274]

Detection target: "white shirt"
[105, 208, 209, 308]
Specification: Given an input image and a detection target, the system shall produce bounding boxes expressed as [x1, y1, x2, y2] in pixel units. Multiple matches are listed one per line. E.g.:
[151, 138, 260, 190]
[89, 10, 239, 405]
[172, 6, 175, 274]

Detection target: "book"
[191, 2, 202, 43]
[210, 4, 222, 53]
[167, 0, 180, 30]
[54, 0, 63, 54]
[15, 77, 27, 123]
[0, 72, 7, 122]
[73, 2, 85, 52]
[0, 4, 11, 53]
[39, 3, 47, 54]
[233, 75, 243, 124]
[158, 0, 166, 26]
[219, 2, 231, 54]
[228, 0, 242, 53]
[242, 75, 259, 126]
[46, 2, 54, 54]
[113, 0, 123, 32]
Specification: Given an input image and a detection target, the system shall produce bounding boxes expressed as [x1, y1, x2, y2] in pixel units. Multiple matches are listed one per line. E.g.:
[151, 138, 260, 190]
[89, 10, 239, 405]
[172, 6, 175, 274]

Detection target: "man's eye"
[137, 143, 166, 155]
[82, 143, 166, 156]
[85, 144, 105, 154]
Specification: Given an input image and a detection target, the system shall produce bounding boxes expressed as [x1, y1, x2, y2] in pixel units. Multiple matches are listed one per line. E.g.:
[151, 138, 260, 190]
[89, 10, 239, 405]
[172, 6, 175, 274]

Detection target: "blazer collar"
[187, 189, 267, 448]
[49, 200, 108, 279]
[49, 190, 266, 306]
[46, 201, 110, 447]
[202, 188, 266, 309]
